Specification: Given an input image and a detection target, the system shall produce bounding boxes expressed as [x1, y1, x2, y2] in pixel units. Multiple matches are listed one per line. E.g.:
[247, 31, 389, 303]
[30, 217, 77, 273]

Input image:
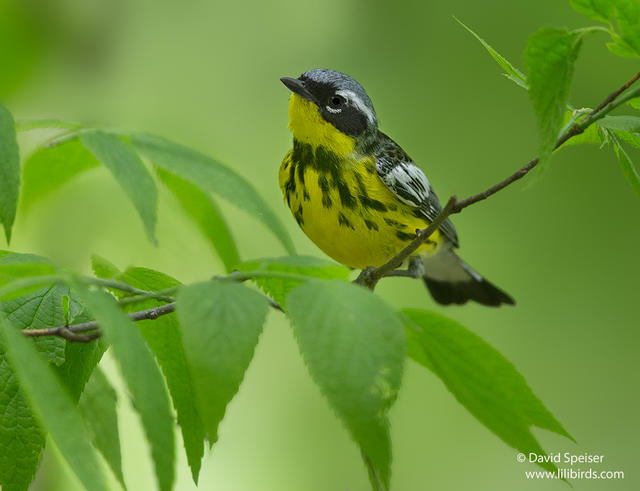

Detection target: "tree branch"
[22, 302, 178, 343]
[355, 70, 640, 290]
[21, 293, 282, 342]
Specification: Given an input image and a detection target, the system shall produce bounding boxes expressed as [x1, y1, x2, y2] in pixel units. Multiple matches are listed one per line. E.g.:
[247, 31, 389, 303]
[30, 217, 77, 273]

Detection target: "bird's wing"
[374, 132, 459, 247]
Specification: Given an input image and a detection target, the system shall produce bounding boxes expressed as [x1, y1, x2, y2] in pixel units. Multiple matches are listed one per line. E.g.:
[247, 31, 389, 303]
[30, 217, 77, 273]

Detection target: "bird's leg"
[383, 256, 424, 279]
[355, 266, 380, 290]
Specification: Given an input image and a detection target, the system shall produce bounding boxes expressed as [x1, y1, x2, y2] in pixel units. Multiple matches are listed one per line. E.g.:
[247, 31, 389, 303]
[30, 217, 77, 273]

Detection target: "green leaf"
[0, 284, 79, 366]
[90, 254, 121, 280]
[238, 255, 350, 307]
[525, 28, 583, 170]
[0, 252, 63, 300]
[55, 333, 107, 402]
[569, 0, 613, 22]
[613, 0, 640, 57]
[0, 316, 109, 491]
[557, 111, 603, 149]
[131, 133, 295, 254]
[455, 17, 528, 88]
[114, 266, 206, 484]
[611, 134, 640, 197]
[0, 103, 20, 243]
[614, 129, 640, 147]
[21, 139, 99, 211]
[72, 282, 175, 491]
[502, 73, 529, 90]
[403, 309, 573, 474]
[157, 168, 239, 273]
[81, 131, 158, 244]
[606, 35, 639, 57]
[597, 115, 640, 132]
[286, 280, 406, 489]
[0, 351, 44, 491]
[176, 281, 268, 445]
[0, 286, 96, 491]
[628, 97, 640, 110]
[79, 367, 125, 489]
[0, 252, 58, 287]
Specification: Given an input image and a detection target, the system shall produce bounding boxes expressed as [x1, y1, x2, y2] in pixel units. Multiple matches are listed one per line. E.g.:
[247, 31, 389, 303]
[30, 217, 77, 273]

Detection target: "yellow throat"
[287, 94, 356, 158]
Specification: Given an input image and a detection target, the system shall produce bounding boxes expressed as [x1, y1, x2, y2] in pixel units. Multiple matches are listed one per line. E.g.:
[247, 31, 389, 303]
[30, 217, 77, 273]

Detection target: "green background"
[3, 0, 638, 489]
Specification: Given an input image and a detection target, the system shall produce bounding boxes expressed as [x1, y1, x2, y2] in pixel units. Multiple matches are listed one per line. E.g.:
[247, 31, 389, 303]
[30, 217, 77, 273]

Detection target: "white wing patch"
[376, 158, 430, 207]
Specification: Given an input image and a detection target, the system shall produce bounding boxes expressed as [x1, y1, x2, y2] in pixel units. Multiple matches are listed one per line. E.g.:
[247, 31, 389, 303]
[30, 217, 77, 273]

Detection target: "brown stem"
[22, 302, 178, 341]
[22, 294, 283, 342]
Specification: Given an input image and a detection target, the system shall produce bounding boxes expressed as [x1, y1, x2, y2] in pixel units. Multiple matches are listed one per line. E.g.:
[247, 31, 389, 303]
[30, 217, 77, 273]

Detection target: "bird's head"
[281, 69, 377, 155]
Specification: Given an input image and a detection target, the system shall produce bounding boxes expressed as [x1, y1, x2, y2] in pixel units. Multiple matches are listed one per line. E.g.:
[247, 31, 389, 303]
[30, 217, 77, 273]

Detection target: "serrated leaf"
[157, 168, 239, 273]
[525, 28, 583, 170]
[0, 287, 93, 491]
[0, 103, 20, 243]
[611, 134, 640, 197]
[72, 283, 175, 491]
[0, 284, 75, 366]
[597, 115, 640, 132]
[613, 0, 640, 57]
[21, 139, 99, 211]
[177, 281, 268, 446]
[114, 266, 206, 484]
[0, 316, 109, 491]
[131, 133, 295, 254]
[81, 131, 158, 244]
[79, 367, 125, 489]
[238, 255, 350, 307]
[569, 0, 613, 22]
[286, 280, 406, 489]
[403, 309, 573, 474]
[0, 351, 44, 491]
[456, 17, 528, 88]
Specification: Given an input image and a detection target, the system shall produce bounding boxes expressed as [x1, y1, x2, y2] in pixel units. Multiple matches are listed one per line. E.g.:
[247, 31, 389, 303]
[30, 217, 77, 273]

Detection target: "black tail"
[422, 249, 515, 307]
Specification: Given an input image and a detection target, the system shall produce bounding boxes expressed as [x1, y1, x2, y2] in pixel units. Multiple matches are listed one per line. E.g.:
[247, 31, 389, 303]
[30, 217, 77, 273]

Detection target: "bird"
[279, 69, 514, 306]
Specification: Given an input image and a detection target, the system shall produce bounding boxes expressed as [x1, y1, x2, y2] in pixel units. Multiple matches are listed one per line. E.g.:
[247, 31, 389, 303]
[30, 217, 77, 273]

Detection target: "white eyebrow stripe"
[335, 89, 376, 125]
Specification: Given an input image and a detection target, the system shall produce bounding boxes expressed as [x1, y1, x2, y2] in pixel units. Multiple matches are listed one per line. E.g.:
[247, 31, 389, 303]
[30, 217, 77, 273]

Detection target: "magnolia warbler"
[279, 69, 514, 306]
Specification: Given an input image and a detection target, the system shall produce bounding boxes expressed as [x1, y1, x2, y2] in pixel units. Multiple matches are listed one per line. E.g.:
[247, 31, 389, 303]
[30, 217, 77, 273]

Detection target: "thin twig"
[22, 291, 284, 342]
[22, 302, 178, 341]
[355, 70, 640, 290]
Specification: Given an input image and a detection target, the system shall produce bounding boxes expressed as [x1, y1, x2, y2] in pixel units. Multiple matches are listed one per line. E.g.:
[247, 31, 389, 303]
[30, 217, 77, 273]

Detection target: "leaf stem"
[118, 286, 179, 305]
[221, 270, 318, 283]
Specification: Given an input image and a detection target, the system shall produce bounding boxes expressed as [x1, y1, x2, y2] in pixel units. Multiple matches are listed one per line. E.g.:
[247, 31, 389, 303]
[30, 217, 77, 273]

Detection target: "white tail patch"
[421, 248, 480, 282]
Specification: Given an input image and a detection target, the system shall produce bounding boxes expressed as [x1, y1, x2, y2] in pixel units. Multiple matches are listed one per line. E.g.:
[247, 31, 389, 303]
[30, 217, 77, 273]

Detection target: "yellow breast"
[279, 145, 442, 269]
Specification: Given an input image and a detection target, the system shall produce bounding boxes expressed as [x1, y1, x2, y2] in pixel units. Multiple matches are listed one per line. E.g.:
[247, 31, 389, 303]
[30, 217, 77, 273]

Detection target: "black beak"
[280, 77, 317, 104]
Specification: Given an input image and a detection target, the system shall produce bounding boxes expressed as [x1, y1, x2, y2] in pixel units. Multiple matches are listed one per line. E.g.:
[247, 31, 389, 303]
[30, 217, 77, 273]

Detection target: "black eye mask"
[320, 102, 369, 136]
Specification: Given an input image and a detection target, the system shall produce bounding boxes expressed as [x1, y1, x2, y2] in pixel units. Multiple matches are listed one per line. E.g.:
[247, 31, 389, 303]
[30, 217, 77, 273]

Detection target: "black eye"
[330, 95, 345, 107]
